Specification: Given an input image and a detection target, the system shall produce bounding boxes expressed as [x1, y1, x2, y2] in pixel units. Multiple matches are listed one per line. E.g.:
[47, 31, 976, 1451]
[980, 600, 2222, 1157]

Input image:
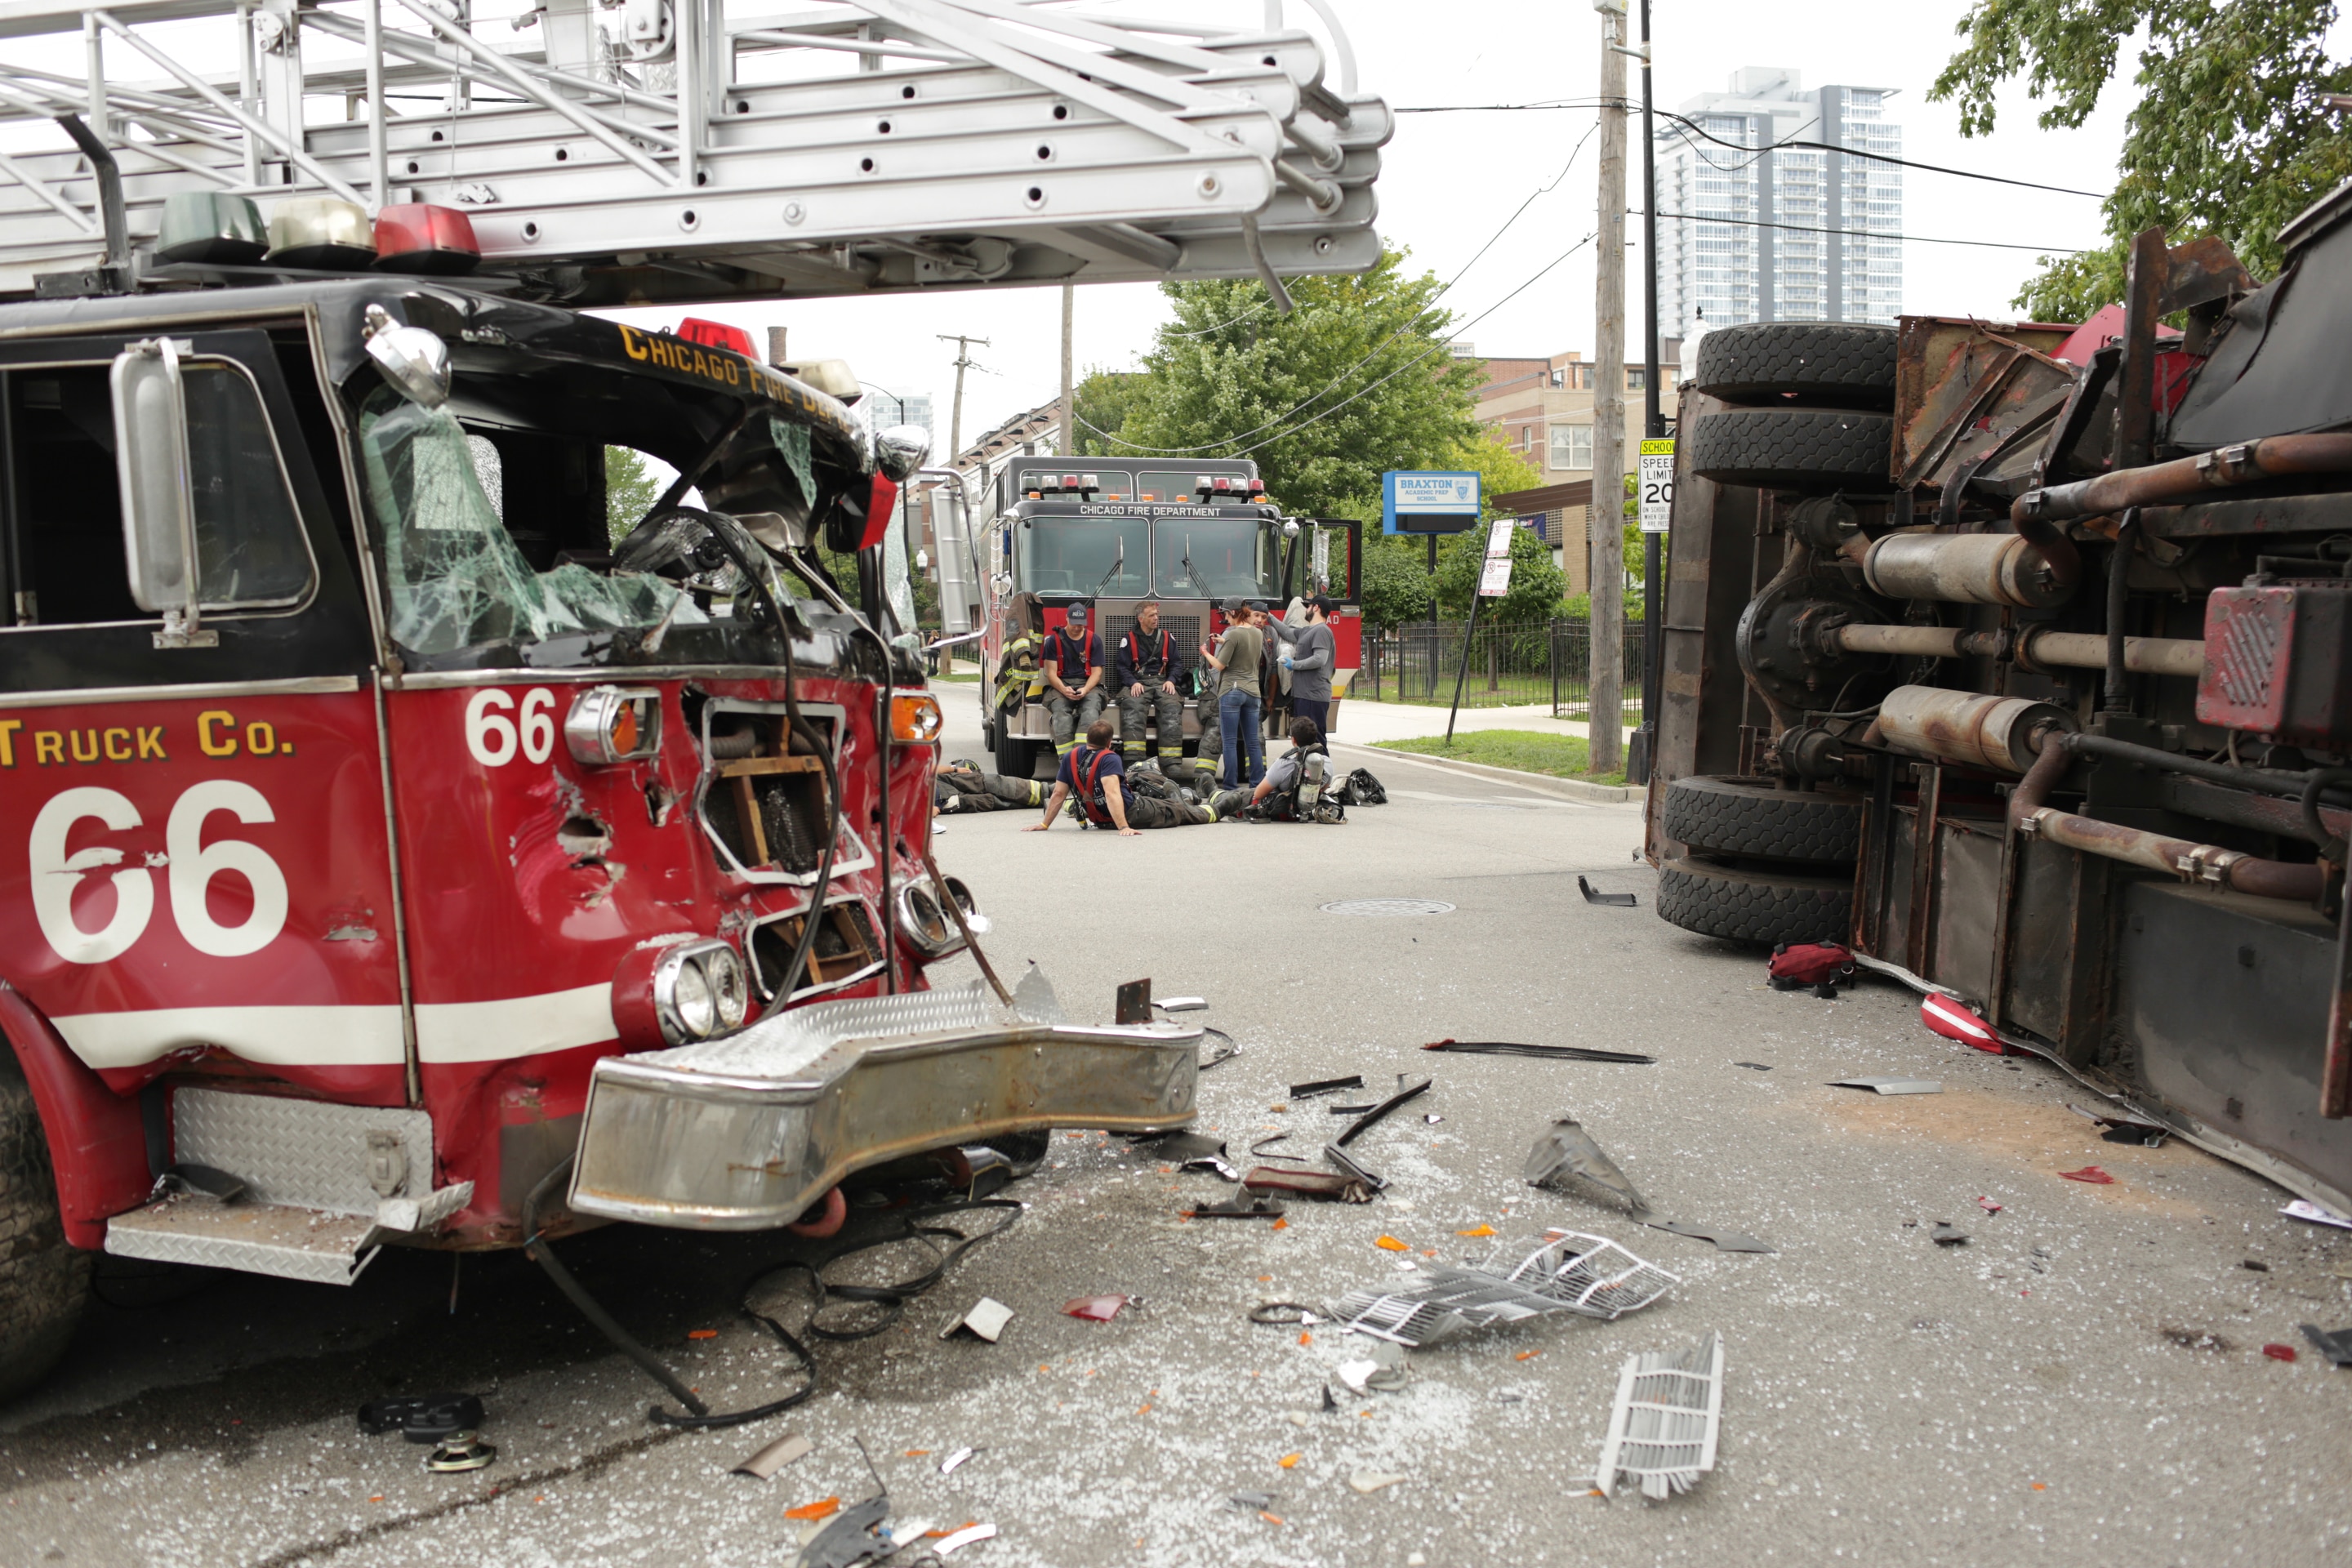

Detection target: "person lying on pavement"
[933, 758, 1046, 814]
[1027, 719, 1219, 835]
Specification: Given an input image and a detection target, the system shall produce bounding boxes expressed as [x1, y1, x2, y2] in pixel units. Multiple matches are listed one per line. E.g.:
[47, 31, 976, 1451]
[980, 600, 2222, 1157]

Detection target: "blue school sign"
[1381, 470, 1481, 534]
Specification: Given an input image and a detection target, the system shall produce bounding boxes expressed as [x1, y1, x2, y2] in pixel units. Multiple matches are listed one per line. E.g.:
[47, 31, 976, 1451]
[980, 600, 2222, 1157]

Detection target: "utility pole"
[1059, 281, 1076, 458]
[938, 332, 991, 464]
[1630, 0, 1662, 786]
[1588, 0, 1628, 777]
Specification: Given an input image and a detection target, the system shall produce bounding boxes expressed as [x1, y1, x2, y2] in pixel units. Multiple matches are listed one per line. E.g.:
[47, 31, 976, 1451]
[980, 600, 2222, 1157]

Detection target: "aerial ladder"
[0, 0, 1390, 303]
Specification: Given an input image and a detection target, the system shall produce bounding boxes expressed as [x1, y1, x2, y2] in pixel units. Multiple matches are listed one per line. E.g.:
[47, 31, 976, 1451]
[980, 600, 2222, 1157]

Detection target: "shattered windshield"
[357, 388, 709, 657]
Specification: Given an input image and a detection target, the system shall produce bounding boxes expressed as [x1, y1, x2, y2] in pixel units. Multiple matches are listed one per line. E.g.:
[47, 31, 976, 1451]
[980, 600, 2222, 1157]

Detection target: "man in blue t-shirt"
[1027, 719, 1218, 834]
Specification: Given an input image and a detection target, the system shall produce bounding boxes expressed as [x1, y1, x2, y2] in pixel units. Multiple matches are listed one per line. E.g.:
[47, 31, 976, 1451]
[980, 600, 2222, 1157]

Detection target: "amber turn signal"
[889, 693, 942, 742]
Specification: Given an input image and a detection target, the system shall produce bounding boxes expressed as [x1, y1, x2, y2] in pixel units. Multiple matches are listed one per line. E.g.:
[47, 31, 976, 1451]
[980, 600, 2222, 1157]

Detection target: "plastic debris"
[1423, 1040, 1655, 1065]
[2282, 1199, 2352, 1230]
[733, 1432, 813, 1480]
[798, 1497, 892, 1568]
[935, 1523, 998, 1555]
[1244, 1166, 1372, 1204]
[359, 1392, 483, 1444]
[1829, 1076, 1942, 1095]
[941, 1298, 1015, 1342]
[1192, 1194, 1287, 1219]
[1062, 1295, 1129, 1321]
[1425, 1113, 1445, 1124]
[423, 1431, 496, 1473]
[2057, 1166, 2116, 1185]
[2298, 1325, 2352, 1366]
[1457, 1224, 1497, 1237]
[1594, 1330, 1724, 1499]
[2243, 1258, 2270, 1272]
[1277, 1453, 1302, 1469]
[1291, 1074, 1365, 1099]
[1929, 1223, 1969, 1246]
[786, 1497, 844, 1521]
[1522, 1116, 1651, 1217]
[1329, 1232, 1677, 1348]
[939, 1446, 979, 1475]
[1576, 876, 1638, 907]
[1767, 941, 1854, 996]
[1350, 1471, 1407, 1494]
[1158, 996, 1209, 1012]
[1337, 1341, 1409, 1394]
[1643, 1222, 1775, 1254]
[1919, 991, 2004, 1053]
[2263, 1343, 2299, 1362]
[1374, 1235, 1409, 1251]
[1977, 1197, 2003, 1214]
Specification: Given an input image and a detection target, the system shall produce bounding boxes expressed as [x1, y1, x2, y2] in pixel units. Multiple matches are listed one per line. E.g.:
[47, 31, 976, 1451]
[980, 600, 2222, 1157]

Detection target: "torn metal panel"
[1522, 1117, 1652, 1216]
[733, 1432, 813, 1480]
[1595, 1330, 1726, 1500]
[1327, 1232, 1677, 1348]
[940, 1298, 1013, 1342]
[1334, 1076, 1432, 1147]
[1321, 1143, 1388, 1194]
[1290, 1074, 1365, 1099]
[1578, 876, 1639, 907]
[799, 1495, 893, 1568]
[1192, 1194, 1286, 1219]
[1012, 965, 1068, 1026]
[1424, 1040, 1657, 1065]
[1645, 1222, 1775, 1254]
[1243, 1166, 1371, 1203]
[1829, 1076, 1943, 1095]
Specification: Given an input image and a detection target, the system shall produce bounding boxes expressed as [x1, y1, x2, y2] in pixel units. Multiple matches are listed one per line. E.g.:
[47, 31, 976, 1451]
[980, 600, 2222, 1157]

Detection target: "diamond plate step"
[105, 1196, 383, 1287]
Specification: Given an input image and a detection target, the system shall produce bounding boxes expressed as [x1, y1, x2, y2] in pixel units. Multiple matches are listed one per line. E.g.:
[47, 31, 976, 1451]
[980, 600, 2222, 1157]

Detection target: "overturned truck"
[1650, 195, 2352, 1214]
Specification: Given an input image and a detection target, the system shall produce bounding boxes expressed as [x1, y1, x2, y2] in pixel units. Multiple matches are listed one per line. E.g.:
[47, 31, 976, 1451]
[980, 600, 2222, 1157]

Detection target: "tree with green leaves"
[605, 446, 662, 544]
[1102, 249, 1487, 518]
[1931, 0, 2352, 319]
[1433, 520, 1567, 623]
[1069, 368, 1144, 459]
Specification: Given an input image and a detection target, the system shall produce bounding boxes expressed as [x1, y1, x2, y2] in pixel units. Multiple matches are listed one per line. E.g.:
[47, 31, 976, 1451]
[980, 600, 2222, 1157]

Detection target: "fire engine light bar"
[1213, 477, 1234, 493]
[265, 198, 376, 270]
[678, 318, 759, 358]
[373, 203, 481, 275]
[1062, 474, 1080, 490]
[1195, 475, 1212, 494]
[1082, 474, 1100, 491]
[565, 686, 663, 766]
[155, 191, 267, 265]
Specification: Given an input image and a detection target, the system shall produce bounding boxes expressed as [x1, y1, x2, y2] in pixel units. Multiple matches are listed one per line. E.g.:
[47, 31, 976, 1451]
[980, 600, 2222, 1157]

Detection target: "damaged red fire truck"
[1650, 207, 2352, 1217]
[0, 0, 1393, 1401]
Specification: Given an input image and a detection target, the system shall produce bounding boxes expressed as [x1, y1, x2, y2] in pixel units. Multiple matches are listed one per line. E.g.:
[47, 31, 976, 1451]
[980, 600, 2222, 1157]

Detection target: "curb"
[1332, 740, 1637, 804]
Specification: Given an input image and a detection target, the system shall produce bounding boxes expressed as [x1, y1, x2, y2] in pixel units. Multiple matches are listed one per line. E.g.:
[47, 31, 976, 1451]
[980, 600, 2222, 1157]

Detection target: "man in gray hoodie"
[1271, 595, 1338, 737]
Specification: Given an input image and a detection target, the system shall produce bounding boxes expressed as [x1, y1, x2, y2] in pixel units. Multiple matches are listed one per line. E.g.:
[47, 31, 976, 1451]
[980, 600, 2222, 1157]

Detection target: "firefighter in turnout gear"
[934, 759, 1046, 814]
[1043, 603, 1107, 758]
[1027, 719, 1218, 833]
[1209, 717, 1339, 822]
[994, 595, 1046, 734]
[1116, 596, 1189, 767]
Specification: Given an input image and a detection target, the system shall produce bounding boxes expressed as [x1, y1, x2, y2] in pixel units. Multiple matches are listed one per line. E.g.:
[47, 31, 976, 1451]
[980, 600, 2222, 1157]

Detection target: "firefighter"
[934, 758, 1045, 814]
[992, 593, 1046, 735]
[1043, 603, 1107, 758]
[1209, 716, 1334, 822]
[1026, 719, 1218, 834]
[1116, 596, 1189, 768]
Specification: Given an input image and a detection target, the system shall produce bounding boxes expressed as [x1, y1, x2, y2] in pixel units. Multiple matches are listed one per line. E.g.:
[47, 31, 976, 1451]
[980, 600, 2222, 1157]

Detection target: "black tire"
[1662, 775, 1864, 864]
[0, 1058, 89, 1403]
[1691, 321, 1898, 408]
[1686, 407, 1893, 491]
[995, 720, 1036, 781]
[1656, 854, 1855, 947]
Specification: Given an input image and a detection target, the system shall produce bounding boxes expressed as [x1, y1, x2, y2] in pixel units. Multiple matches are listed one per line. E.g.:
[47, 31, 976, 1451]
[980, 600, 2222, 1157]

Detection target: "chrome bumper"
[568, 983, 1198, 1229]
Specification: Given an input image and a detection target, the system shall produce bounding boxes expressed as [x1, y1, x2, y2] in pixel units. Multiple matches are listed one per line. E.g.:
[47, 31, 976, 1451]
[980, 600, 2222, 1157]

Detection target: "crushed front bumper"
[568, 983, 1198, 1229]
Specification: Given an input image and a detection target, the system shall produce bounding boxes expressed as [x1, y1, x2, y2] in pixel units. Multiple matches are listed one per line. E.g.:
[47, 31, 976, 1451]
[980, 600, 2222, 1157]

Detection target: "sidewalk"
[1327, 697, 1636, 746]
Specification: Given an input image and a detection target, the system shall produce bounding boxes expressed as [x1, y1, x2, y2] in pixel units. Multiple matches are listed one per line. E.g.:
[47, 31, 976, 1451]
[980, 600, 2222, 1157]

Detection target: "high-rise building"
[1655, 68, 1901, 339]
[867, 391, 935, 439]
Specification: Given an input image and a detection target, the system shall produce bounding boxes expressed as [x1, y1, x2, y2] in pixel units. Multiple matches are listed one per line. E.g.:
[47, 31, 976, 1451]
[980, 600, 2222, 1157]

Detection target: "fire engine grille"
[1102, 614, 1202, 680]
[748, 899, 884, 1000]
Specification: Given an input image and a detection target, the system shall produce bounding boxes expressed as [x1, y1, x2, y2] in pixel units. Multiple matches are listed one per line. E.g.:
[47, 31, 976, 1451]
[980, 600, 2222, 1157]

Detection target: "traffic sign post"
[1633, 435, 1673, 784]
[1446, 514, 1518, 743]
[1383, 470, 1482, 624]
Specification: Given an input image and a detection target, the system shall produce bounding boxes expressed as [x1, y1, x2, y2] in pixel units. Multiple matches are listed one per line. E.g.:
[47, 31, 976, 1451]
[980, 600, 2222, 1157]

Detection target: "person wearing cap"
[1199, 595, 1267, 791]
[1268, 595, 1339, 738]
[1041, 603, 1106, 759]
[1026, 719, 1219, 834]
[1115, 597, 1189, 768]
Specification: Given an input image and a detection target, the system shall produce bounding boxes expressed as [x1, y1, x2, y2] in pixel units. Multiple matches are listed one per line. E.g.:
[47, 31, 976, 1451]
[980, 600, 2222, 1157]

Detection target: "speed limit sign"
[1638, 438, 1674, 533]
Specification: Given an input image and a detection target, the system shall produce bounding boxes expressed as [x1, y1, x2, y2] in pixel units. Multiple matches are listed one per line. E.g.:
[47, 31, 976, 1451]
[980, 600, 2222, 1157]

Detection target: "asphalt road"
[2, 711, 2349, 1567]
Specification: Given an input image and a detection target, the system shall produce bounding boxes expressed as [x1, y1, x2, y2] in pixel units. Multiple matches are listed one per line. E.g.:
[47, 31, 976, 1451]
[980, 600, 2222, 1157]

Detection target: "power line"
[1644, 208, 2086, 255]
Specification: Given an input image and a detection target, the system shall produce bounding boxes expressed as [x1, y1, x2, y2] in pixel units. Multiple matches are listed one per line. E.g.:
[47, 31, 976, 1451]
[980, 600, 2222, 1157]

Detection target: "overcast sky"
[607, 0, 2142, 450]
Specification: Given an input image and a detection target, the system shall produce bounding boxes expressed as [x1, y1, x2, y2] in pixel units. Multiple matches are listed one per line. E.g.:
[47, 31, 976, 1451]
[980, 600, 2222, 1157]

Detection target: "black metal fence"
[1352, 618, 1646, 728]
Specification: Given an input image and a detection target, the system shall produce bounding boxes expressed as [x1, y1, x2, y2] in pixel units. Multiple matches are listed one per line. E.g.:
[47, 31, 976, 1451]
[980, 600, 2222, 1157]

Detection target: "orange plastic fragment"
[1457, 1224, 1496, 1237]
[1260, 1512, 1285, 1525]
[1272, 1218, 1289, 1231]
[2030, 1483, 2047, 1492]
[1298, 1332, 1312, 1346]
[903, 1450, 930, 1458]
[1374, 1236, 1408, 1251]
[1515, 1350, 1540, 1361]
[786, 1498, 841, 1521]
[687, 1329, 718, 1339]
[1278, 1453, 1302, 1469]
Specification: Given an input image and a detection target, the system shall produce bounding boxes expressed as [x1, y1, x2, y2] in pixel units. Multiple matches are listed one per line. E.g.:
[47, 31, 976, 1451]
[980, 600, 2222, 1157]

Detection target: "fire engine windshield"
[1015, 516, 1151, 596]
[357, 389, 709, 656]
[1154, 519, 1277, 599]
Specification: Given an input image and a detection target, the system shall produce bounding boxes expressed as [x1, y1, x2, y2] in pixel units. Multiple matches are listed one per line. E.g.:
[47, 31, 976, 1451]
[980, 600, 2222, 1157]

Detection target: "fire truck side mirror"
[874, 423, 931, 483]
[111, 336, 217, 649]
[361, 302, 451, 408]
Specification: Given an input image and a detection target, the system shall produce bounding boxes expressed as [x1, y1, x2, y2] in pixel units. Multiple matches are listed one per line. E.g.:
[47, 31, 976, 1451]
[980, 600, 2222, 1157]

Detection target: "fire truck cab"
[973, 459, 1361, 778]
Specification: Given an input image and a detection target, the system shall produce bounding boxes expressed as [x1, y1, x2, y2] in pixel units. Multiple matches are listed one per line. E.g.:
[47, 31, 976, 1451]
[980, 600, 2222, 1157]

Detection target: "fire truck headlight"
[704, 944, 750, 1030]
[566, 686, 663, 765]
[669, 956, 716, 1040]
[890, 693, 942, 742]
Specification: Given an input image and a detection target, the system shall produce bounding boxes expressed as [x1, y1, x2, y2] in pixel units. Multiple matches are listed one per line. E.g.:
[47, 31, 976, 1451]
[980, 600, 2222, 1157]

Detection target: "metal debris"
[1291, 1074, 1365, 1099]
[939, 1446, 979, 1476]
[359, 1392, 483, 1443]
[1158, 996, 1209, 1013]
[1930, 1222, 1969, 1246]
[1576, 875, 1639, 907]
[1243, 1165, 1373, 1204]
[1010, 964, 1067, 1027]
[2067, 1101, 2169, 1147]
[1733, 1062, 1774, 1071]
[1328, 1232, 1677, 1348]
[940, 1298, 1015, 1343]
[1594, 1330, 1724, 1500]
[1321, 1385, 1339, 1413]
[1350, 1471, 1408, 1494]
[423, 1431, 497, 1473]
[733, 1432, 813, 1480]
[1248, 1302, 1322, 1326]
[1321, 1143, 1388, 1195]
[1116, 978, 1153, 1024]
[1227, 1490, 1277, 1512]
[1521, 1117, 1651, 1217]
[1643, 1222, 1775, 1254]
[2299, 1325, 2352, 1366]
[1329, 1102, 1379, 1115]
[797, 1496, 893, 1568]
[1192, 1194, 1287, 1219]
[157, 1163, 248, 1203]
[1829, 1076, 1942, 1095]
[1423, 1040, 1656, 1064]
[1198, 1026, 1242, 1070]
[1334, 1076, 1432, 1147]
[2283, 1199, 2352, 1230]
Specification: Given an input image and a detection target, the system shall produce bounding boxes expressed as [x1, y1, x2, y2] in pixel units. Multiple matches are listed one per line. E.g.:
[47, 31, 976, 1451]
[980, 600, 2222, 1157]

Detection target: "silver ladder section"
[0, 0, 1390, 303]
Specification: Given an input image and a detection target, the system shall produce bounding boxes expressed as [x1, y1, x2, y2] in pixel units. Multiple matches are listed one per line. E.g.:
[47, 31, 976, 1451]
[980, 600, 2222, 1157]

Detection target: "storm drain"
[1321, 898, 1456, 917]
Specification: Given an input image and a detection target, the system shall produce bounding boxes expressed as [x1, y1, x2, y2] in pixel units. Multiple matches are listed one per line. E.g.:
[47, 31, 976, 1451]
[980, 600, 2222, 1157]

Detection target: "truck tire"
[0, 1058, 90, 1402]
[1690, 321, 1898, 408]
[1657, 854, 1855, 947]
[1686, 407, 1893, 491]
[1662, 775, 1864, 864]
[995, 724, 1038, 782]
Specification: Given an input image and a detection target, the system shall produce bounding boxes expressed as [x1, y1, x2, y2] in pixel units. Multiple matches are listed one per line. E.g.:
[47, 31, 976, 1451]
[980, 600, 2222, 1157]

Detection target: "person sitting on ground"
[1115, 595, 1190, 769]
[1041, 603, 1106, 759]
[1268, 595, 1338, 738]
[1026, 718, 1219, 835]
[933, 758, 1045, 814]
[1208, 717, 1335, 822]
